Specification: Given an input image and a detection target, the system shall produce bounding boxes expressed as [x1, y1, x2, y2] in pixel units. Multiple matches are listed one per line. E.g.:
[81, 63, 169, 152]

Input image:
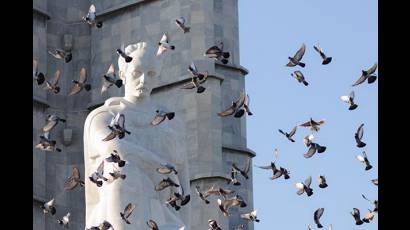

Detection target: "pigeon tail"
[349, 104, 358, 110]
[54, 86, 60, 94]
[115, 79, 123, 88]
[36, 73, 45, 85]
[298, 62, 306, 68]
[317, 223, 323, 228]
[367, 75, 377, 84]
[166, 112, 175, 120]
[355, 220, 364, 225]
[60, 119, 67, 122]
[234, 109, 245, 118]
[96, 180, 103, 187]
[322, 57, 332, 65]
[56, 148, 62, 152]
[319, 183, 328, 189]
[317, 145, 326, 153]
[365, 165, 373, 171]
[221, 59, 229, 65]
[120, 174, 126, 180]
[50, 207, 57, 215]
[181, 195, 191, 206]
[205, 200, 210, 204]
[170, 45, 176, 50]
[96, 21, 103, 28]
[302, 80, 309, 86]
[118, 160, 126, 167]
[222, 52, 230, 59]
[306, 189, 313, 196]
[125, 56, 133, 63]
[197, 86, 206, 94]
[362, 218, 370, 223]
[183, 27, 191, 33]
[84, 84, 92, 91]
[356, 142, 366, 148]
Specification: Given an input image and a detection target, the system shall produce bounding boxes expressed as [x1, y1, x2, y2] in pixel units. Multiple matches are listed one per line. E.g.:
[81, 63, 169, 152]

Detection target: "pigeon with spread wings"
[204, 41, 230, 64]
[42, 114, 66, 133]
[35, 133, 61, 152]
[89, 160, 108, 187]
[232, 158, 251, 180]
[218, 91, 252, 118]
[217, 195, 247, 217]
[41, 198, 56, 216]
[120, 203, 136, 224]
[83, 4, 103, 28]
[175, 17, 190, 33]
[181, 62, 209, 93]
[154, 177, 180, 191]
[356, 151, 373, 171]
[240, 210, 260, 222]
[195, 185, 210, 204]
[300, 118, 326, 132]
[105, 150, 127, 167]
[65, 167, 84, 191]
[157, 33, 175, 56]
[86, 221, 113, 230]
[69, 67, 91, 96]
[49, 48, 72, 63]
[340, 91, 358, 110]
[279, 126, 297, 142]
[151, 110, 175, 126]
[44, 70, 61, 94]
[101, 64, 123, 94]
[33, 59, 45, 85]
[295, 176, 313, 197]
[286, 43, 306, 67]
[313, 45, 332, 65]
[156, 163, 178, 175]
[291, 70, 309, 86]
[117, 43, 133, 63]
[102, 113, 131, 141]
[355, 123, 366, 148]
[362, 194, 378, 212]
[352, 63, 378, 86]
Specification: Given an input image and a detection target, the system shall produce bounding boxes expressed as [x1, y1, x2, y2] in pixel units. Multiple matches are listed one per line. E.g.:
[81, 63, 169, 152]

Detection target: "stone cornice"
[222, 145, 256, 157]
[33, 7, 50, 20]
[96, 0, 158, 19]
[215, 63, 249, 76]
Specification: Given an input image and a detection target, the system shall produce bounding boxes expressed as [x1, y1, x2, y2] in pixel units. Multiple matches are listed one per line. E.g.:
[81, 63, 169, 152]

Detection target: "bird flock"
[33, 3, 378, 230]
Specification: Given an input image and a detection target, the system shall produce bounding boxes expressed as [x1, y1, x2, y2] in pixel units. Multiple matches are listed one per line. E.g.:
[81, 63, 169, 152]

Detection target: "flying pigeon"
[101, 64, 123, 94]
[156, 163, 178, 175]
[208, 219, 222, 230]
[340, 91, 358, 110]
[86, 221, 114, 230]
[83, 4, 103, 28]
[175, 17, 190, 33]
[117, 43, 133, 63]
[295, 176, 313, 196]
[204, 41, 230, 64]
[105, 150, 127, 167]
[356, 151, 372, 171]
[355, 123, 366, 148]
[151, 110, 175, 126]
[57, 212, 70, 228]
[304, 142, 327, 159]
[278, 126, 297, 142]
[286, 43, 306, 67]
[351, 208, 364, 225]
[314, 208, 325, 228]
[120, 203, 136, 224]
[195, 185, 210, 204]
[173, 184, 191, 206]
[68, 68, 91, 96]
[157, 33, 175, 56]
[318, 175, 328, 188]
[89, 161, 108, 187]
[181, 62, 209, 93]
[240, 210, 260, 222]
[42, 114, 66, 133]
[33, 59, 45, 85]
[256, 162, 290, 180]
[203, 185, 235, 199]
[147, 219, 159, 230]
[49, 48, 72, 63]
[371, 179, 378, 186]
[65, 167, 85, 191]
[352, 63, 378, 86]
[300, 118, 325, 132]
[303, 134, 315, 147]
[218, 91, 252, 118]
[43, 70, 61, 94]
[291, 71, 309, 86]
[102, 113, 131, 141]
[362, 209, 376, 223]
[154, 177, 180, 191]
[217, 195, 247, 217]
[41, 198, 56, 216]
[362, 194, 378, 212]
[109, 168, 126, 181]
[234, 94, 253, 118]
[313, 45, 332, 65]
[166, 194, 181, 211]
[35, 133, 61, 152]
[232, 158, 251, 180]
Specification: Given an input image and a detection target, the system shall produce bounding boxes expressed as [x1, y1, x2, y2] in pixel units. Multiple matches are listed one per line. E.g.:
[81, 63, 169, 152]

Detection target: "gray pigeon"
[352, 63, 378, 86]
[35, 133, 61, 152]
[102, 113, 131, 141]
[240, 210, 260, 222]
[286, 43, 306, 67]
[89, 161, 108, 187]
[101, 64, 122, 94]
[33, 59, 45, 85]
[204, 41, 230, 64]
[157, 33, 175, 56]
[175, 17, 190, 33]
[355, 123, 366, 148]
[313, 45, 332, 65]
[49, 48, 72, 63]
[109, 168, 126, 181]
[151, 110, 175, 126]
[69, 68, 91, 96]
[314, 208, 325, 228]
[208, 219, 221, 230]
[147, 219, 158, 230]
[217, 195, 247, 217]
[371, 179, 378, 186]
[295, 176, 313, 196]
[195, 185, 210, 204]
[279, 126, 297, 142]
[120, 203, 136, 224]
[154, 177, 180, 191]
[203, 185, 235, 199]
[43, 70, 61, 94]
[42, 114, 66, 133]
[57, 212, 70, 228]
[156, 163, 178, 175]
[232, 158, 251, 180]
[181, 62, 209, 93]
[340, 91, 358, 110]
[356, 151, 372, 171]
[318, 175, 328, 188]
[105, 150, 127, 167]
[291, 70, 309, 86]
[351, 208, 364, 225]
[65, 167, 84, 191]
[86, 221, 114, 230]
[82, 4, 103, 28]
[362, 194, 378, 212]
[218, 91, 252, 118]
[300, 118, 325, 132]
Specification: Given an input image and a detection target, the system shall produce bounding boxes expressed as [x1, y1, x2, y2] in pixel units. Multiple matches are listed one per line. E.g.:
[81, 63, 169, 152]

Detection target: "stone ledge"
[190, 174, 230, 183]
[33, 96, 50, 108]
[96, 0, 157, 19]
[215, 63, 249, 76]
[33, 7, 51, 20]
[222, 145, 256, 157]
[33, 195, 46, 204]
[151, 74, 224, 94]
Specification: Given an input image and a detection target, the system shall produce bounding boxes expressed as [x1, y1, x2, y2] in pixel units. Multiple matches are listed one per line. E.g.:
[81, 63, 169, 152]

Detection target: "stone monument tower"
[33, 0, 254, 229]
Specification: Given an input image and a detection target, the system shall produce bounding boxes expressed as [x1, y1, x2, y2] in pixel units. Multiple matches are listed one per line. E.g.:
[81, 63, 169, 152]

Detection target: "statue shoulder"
[85, 97, 124, 131]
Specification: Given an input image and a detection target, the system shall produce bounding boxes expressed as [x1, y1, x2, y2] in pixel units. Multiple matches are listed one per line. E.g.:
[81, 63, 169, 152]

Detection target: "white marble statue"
[84, 42, 191, 230]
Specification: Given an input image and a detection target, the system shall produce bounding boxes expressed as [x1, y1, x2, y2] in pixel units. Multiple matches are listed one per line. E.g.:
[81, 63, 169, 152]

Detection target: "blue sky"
[239, 0, 378, 229]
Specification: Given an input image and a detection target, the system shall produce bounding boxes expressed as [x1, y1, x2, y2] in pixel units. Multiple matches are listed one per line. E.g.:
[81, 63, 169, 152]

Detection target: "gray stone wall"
[33, 0, 253, 229]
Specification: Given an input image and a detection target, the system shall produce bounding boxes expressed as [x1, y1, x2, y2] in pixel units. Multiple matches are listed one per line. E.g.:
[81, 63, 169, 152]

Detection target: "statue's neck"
[123, 94, 153, 109]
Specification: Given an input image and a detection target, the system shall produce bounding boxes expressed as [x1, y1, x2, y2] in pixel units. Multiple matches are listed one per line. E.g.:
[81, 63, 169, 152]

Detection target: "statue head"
[118, 42, 163, 101]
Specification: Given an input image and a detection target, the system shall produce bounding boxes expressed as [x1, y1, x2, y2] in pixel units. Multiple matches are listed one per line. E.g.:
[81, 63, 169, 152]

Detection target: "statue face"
[119, 42, 162, 99]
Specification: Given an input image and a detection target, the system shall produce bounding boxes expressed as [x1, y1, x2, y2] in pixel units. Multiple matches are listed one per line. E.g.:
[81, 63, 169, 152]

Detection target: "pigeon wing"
[42, 119, 57, 133]
[288, 126, 297, 137]
[97, 161, 104, 175]
[89, 4, 96, 13]
[350, 91, 355, 100]
[294, 43, 306, 61]
[366, 63, 378, 75]
[151, 114, 166, 126]
[124, 203, 136, 218]
[218, 104, 236, 117]
[79, 68, 87, 83]
[340, 95, 350, 103]
[180, 80, 196, 89]
[352, 74, 367, 86]
[304, 145, 317, 158]
[68, 84, 82, 96]
[356, 124, 364, 139]
[243, 158, 251, 174]
[304, 176, 312, 187]
[53, 70, 61, 85]
[106, 64, 115, 76]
